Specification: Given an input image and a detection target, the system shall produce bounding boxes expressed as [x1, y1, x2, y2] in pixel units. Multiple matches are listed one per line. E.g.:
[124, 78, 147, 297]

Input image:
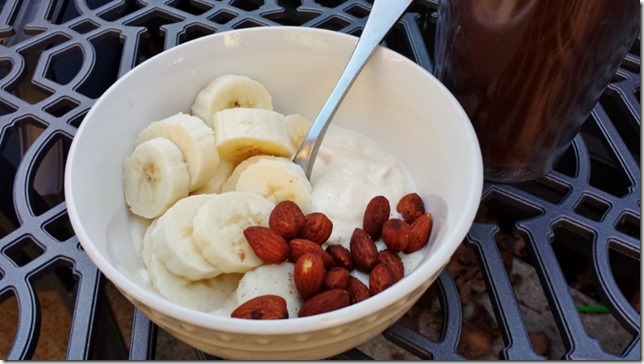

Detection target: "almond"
[397, 193, 425, 223]
[362, 195, 390, 241]
[324, 267, 350, 290]
[404, 212, 433, 254]
[369, 263, 397, 296]
[381, 218, 410, 252]
[325, 244, 354, 271]
[377, 249, 404, 281]
[288, 238, 335, 269]
[349, 228, 378, 272]
[243, 226, 289, 264]
[299, 212, 333, 245]
[231, 294, 288, 320]
[294, 253, 326, 299]
[269, 200, 305, 239]
[346, 276, 370, 304]
[298, 289, 350, 317]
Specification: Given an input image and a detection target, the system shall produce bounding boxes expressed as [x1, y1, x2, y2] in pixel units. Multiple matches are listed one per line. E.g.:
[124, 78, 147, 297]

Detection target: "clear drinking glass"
[433, 0, 640, 182]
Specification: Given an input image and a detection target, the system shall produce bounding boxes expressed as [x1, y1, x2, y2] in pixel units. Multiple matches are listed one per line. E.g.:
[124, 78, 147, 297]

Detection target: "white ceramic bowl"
[65, 26, 482, 360]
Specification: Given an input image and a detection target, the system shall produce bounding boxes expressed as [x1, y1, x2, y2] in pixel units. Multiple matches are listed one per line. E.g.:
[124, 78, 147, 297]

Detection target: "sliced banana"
[220, 155, 269, 193]
[226, 156, 313, 213]
[123, 137, 190, 219]
[135, 112, 219, 190]
[236, 262, 302, 318]
[191, 160, 235, 195]
[212, 108, 294, 163]
[141, 218, 158, 269]
[285, 113, 312, 153]
[191, 74, 273, 127]
[151, 194, 222, 281]
[192, 191, 275, 274]
[147, 252, 242, 312]
[141, 202, 240, 312]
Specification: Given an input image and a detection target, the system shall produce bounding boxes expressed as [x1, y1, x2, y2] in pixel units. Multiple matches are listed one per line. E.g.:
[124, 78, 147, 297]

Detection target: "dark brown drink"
[433, 0, 640, 182]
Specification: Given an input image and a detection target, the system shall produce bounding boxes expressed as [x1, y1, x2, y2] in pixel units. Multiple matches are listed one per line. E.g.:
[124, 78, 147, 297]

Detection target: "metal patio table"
[0, 0, 640, 360]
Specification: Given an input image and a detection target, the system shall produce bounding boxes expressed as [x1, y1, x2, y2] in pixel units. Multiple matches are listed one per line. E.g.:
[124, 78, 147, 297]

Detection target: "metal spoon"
[293, 0, 413, 178]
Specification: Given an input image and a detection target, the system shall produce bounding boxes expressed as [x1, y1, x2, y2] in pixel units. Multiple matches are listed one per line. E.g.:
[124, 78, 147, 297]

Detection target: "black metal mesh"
[0, 0, 639, 360]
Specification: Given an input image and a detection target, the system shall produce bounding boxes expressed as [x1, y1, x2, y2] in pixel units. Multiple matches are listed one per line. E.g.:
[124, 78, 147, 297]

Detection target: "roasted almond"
[362, 195, 390, 241]
[299, 212, 333, 245]
[346, 276, 370, 304]
[324, 267, 350, 290]
[231, 294, 288, 320]
[299, 289, 350, 317]
[294, 253, 326, 299]
[369, 263, 397, 296]
[377, 249, 404, 281]
[325, 244, 354, 271]
[350, 228, 378, 273]
[381, 218, 410, 252]
[288, 238, 335, 269]
[269, 200, 305, 239]
[404, 212, 433, 254]
[243, 226, 289, 264]
[397, 193, 425, 224]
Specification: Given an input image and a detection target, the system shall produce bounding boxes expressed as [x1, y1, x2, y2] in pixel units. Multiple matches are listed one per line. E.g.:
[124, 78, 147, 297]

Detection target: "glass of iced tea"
[433, 0, 640, 182]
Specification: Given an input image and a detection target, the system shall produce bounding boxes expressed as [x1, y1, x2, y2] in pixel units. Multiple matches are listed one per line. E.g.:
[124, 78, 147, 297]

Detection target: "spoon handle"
[293, 0, 413, 178]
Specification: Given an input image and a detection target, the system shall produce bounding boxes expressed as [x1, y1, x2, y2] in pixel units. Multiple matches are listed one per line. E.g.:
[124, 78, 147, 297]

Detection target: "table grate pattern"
[0, 0, 639, 360]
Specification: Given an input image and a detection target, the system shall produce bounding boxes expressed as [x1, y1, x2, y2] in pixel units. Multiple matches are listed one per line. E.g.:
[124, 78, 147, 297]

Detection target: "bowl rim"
[65, 25, 483, 335]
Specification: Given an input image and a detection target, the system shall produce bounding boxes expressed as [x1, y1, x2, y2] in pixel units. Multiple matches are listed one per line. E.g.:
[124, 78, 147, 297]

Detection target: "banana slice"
[212, 108, 294, 163]
[191, 160, 235, 195]
[147, 252, 242, 312]
[192, 191, 275, 274]
[151, 194, 222, 281]
[225, 156, 313, 213]
[285, 113, 312, 153]
[220, 155, 269, 193]
[191, 74, 273, 127]
[236, 262, 302, 318]
[123, 137, 190, 219]
[135, 112, 219, 190]
[141, 218, 158, 269]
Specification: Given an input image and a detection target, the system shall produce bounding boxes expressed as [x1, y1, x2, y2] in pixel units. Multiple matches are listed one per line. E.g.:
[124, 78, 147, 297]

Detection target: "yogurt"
[310, 125, 416, 247]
